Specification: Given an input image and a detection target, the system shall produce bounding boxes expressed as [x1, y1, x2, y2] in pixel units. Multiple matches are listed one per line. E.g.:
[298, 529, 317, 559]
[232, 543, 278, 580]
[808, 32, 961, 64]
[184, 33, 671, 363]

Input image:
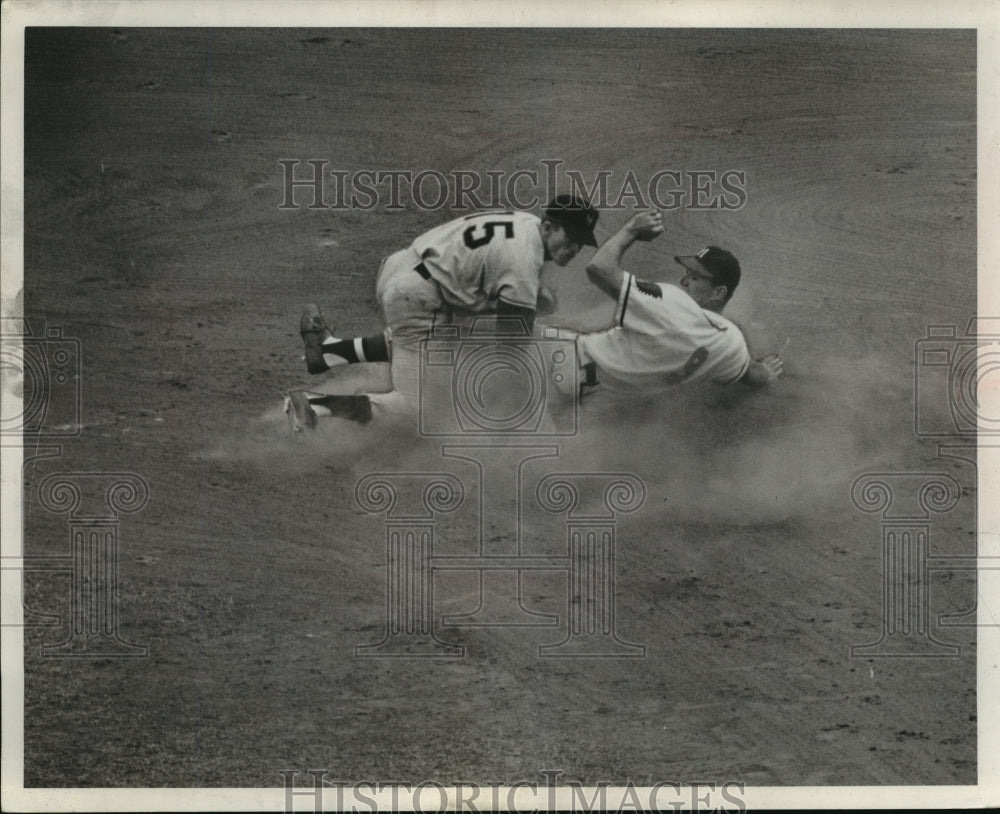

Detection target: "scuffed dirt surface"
[18, 28, 977, 790]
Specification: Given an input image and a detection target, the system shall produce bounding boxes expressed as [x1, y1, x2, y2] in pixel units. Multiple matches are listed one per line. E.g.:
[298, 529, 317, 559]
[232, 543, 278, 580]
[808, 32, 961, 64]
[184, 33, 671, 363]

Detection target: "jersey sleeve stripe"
[617, 274, 633, 327]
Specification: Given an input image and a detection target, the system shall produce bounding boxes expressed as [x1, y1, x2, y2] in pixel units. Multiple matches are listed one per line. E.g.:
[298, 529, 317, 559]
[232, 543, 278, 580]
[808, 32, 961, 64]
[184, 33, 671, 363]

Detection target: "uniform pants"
[370, 248, 450, 417]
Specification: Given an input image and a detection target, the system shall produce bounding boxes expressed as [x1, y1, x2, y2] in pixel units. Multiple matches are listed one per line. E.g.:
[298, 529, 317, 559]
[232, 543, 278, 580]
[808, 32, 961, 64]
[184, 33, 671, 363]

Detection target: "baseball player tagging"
[285, 195, 599, 431]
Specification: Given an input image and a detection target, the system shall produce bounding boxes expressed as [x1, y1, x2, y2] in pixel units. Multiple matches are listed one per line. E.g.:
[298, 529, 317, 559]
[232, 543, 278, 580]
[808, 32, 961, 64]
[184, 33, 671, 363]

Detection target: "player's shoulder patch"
[634, 279, 662, 299]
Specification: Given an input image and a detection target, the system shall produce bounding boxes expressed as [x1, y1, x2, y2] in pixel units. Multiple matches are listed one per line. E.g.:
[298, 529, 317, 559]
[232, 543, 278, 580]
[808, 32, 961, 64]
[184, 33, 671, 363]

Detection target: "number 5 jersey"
[410, 210, 543, 314]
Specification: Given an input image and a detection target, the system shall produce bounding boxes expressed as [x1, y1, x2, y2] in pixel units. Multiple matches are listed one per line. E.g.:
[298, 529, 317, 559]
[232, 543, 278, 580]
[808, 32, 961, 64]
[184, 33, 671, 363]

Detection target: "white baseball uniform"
[410, 210, 543, 311]
[371, 210, 546, 413]
[576, 273, 751, 393]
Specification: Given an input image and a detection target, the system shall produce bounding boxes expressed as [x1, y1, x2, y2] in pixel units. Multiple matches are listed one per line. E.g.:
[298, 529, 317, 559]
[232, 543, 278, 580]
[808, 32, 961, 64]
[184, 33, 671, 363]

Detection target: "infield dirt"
[15, 26, 978, 791]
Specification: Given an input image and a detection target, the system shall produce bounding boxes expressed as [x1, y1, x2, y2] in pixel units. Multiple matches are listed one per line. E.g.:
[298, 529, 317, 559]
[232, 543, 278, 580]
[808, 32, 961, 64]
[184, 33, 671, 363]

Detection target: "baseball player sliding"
[569, 208, 783, 398]
[284, 194, 598, 431]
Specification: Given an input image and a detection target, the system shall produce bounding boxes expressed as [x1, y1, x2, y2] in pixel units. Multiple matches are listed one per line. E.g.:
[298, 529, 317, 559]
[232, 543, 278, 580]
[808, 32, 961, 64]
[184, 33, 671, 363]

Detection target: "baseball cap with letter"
[544, 194, 599, 247]
[674, 246, 741, 297]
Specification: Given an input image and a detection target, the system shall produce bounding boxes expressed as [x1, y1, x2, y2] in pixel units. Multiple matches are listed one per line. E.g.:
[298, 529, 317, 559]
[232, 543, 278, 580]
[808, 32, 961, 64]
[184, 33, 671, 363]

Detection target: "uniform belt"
[414, 262, 431, 280]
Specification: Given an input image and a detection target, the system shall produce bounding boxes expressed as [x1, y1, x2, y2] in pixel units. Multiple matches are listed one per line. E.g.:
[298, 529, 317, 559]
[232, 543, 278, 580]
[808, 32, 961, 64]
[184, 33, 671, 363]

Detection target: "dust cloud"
[205, 346, 915, 527]
[199, 400, 420, 476]
[565, 349, 918, 525]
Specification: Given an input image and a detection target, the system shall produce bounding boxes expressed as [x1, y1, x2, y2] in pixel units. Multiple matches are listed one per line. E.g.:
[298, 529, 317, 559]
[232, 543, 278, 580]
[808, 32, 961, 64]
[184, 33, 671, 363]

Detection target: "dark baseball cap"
[544, 194, 599, 247]
[674, 246, 741, 297]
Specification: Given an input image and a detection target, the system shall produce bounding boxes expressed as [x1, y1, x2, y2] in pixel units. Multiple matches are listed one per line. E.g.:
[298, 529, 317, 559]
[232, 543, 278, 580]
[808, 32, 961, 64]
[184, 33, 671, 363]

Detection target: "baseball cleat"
[300, 303, 334, 374]
[284, 390, 318, 434]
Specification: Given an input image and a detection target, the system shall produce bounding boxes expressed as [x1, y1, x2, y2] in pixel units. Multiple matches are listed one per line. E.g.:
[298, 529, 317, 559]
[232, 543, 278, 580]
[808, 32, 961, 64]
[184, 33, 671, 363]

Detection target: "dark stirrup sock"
[322, 333, 390, 365]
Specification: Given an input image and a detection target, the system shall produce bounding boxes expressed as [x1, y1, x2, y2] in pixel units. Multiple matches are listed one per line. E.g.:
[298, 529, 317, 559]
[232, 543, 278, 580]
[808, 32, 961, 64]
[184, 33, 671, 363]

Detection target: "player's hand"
[741, 353, 785, 387]
[626, 209, 665, 242]
[536, 284, 558, 317]
[758, 353, 784, 381]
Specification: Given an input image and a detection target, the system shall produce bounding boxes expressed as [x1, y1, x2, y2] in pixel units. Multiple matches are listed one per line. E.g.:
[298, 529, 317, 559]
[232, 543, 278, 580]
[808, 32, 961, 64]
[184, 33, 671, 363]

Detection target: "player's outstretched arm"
[586, 210, 664, 299]
[740, 353, 784, 387]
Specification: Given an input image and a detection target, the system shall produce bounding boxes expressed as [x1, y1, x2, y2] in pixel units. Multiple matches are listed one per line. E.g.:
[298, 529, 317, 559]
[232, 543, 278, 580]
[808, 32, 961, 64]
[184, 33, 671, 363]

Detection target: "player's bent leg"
[300, 304, 390, 374]
[386, 344, 421, 403]
[284, 389, 373, 434]
[368, 390, 418, 422]
[318, 333, 389, 368]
